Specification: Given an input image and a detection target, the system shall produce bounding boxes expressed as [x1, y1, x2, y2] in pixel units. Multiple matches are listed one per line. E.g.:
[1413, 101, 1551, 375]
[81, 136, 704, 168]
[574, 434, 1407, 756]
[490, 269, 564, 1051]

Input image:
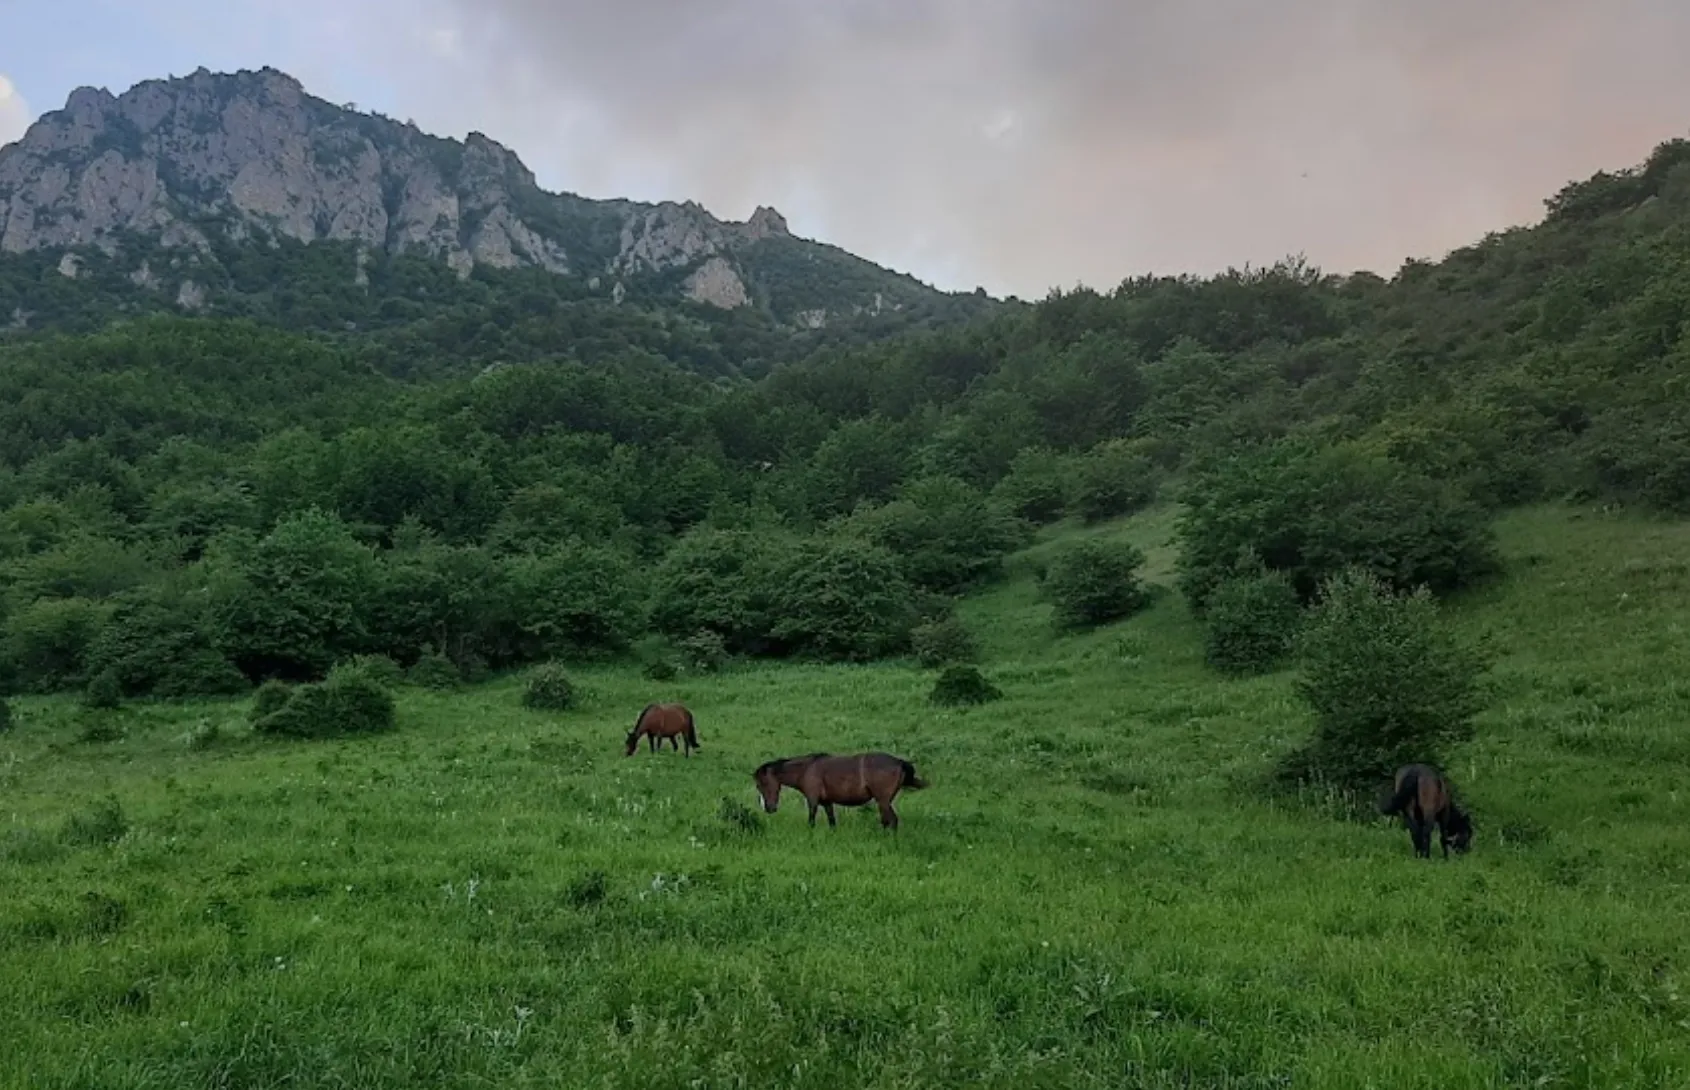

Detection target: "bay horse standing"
[1380, 762, 1473, 859]
[752, 752, 927, 830]
[625, 703, 700, 757]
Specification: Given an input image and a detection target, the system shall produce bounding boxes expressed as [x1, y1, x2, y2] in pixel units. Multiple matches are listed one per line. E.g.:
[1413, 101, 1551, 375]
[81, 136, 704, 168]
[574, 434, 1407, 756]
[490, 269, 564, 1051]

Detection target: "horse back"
[644, 702, 695, 732]
[805, 752, 908, 800]
[1394, 763, 1451, 820]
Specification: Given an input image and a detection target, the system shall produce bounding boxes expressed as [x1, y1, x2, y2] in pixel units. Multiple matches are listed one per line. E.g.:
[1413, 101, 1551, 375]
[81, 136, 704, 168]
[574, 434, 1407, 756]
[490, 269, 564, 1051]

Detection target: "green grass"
[4, 504, 1690, 1088]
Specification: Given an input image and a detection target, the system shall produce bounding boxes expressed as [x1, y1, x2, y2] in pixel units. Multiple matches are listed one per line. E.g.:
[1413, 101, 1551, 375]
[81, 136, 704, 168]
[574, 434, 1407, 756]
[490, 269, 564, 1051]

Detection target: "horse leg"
[877, 796, 898, 831]
[823, 802, 837, 827]
[1409, 817, 1431, 859]
[806, 797, 820, 828]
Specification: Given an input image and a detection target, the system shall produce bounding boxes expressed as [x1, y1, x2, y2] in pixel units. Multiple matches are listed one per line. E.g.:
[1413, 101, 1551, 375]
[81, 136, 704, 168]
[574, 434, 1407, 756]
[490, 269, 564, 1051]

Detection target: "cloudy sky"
[4, 1, 1689, 298]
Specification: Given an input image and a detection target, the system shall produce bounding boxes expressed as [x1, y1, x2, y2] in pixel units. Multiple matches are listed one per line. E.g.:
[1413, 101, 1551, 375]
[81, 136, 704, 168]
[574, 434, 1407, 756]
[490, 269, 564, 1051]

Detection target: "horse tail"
[685, 708, 700, 747]
[1379, 768, 1418, 816]
[899, 760, 928, 790]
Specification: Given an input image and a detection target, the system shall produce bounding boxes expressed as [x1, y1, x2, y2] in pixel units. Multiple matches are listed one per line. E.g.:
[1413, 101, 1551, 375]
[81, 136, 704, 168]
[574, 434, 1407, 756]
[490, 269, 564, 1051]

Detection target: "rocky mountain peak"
[746, 206, 790, 239]
[0, 67, 975, 325]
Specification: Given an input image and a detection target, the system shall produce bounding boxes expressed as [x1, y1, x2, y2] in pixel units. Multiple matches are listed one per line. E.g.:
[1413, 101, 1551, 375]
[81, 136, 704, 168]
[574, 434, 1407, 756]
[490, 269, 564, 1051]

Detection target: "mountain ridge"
[0, 66, 993, 330]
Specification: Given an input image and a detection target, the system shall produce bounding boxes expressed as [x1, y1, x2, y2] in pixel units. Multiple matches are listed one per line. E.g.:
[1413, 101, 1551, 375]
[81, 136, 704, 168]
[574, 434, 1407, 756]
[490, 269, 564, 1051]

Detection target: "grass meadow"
[4, 504, 1690, 1088]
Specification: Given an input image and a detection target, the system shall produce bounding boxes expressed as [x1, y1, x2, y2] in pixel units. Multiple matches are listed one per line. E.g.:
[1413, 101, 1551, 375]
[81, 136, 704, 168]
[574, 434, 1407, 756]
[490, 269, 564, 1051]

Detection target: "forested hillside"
[3, 135, 1689, 702]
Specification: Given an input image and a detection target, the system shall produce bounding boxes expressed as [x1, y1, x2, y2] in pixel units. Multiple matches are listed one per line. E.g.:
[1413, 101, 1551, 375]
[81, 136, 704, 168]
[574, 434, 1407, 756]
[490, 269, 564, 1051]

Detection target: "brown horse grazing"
[624, 703, 700, 757]
[752, 752, 928, 830]
[1380, 763, 1473, 859]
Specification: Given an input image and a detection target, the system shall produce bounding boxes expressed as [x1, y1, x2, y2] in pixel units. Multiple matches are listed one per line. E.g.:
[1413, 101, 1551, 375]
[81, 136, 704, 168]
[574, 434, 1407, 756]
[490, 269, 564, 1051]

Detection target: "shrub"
[328, 654, 404, 688]
[648, 529, 783, 652]
[841, 476, 1029, 595]
[522, 663, 577, 711]
[1202, 563, 1305, 676]
[1177, 440, 1501, 613]
[642, 658, 679, 682]
[1280, 568, 1490, 790]
[203, 508, 378, 679]
[992, 447, 1071, 525]
[1070, 439, 1161, 524]
[153, 652, 250, 699]
[250, 679, 293, 723]
[929, 664, 1003, 706]
[254, 674, 396, 740]
[1042, 539, 1152, 630]
[84, 586, 246, 698]
[0, 697, 11, 734]
[911, 616, 980, 668]
[504, 545, 647, 660]
[716, 796, 765, 836]
[677, 630, 728, 674]
[1, 596, 108, 692]
[82, 670, 122, 710]
[406, 651, 461, 690]
[767, 537, 920, 661]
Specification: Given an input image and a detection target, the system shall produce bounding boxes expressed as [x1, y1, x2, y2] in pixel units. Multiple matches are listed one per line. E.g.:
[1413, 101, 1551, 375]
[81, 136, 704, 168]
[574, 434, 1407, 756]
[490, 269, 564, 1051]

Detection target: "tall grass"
[2, 505, 1688, 1088]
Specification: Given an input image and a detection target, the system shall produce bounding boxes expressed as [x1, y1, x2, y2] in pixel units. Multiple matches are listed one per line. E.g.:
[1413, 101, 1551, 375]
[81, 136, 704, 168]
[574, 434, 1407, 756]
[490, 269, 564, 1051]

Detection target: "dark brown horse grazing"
[752, 752, 927, 830]
[1380, 763, 1473, 859]
[625, 703, 700, 757]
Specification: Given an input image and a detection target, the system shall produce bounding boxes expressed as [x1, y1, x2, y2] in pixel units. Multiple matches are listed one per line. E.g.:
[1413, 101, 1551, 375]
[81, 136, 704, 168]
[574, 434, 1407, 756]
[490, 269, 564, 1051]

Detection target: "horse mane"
[756, 752, 829, 775]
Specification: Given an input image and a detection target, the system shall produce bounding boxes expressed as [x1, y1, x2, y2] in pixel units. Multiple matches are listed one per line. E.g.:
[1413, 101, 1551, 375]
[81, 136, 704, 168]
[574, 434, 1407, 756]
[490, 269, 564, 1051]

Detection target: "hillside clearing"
[3, 505, 1689, 1088]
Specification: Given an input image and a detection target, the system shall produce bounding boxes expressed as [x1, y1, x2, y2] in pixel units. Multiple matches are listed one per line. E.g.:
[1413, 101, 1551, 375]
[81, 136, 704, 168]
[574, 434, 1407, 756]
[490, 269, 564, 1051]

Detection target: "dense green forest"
[0, 230, 1005, 381]
[3, 136, 1689, 705]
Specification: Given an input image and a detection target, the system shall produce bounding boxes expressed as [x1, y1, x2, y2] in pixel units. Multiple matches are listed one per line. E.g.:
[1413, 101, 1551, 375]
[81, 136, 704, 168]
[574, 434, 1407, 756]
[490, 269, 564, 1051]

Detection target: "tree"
[840, 476, 1028, 595]
[203, 508, 379, 680]
[1282, 568, 1490, 789]
[1177, 440, 1501, 613]
[1069, 439, 1160, 524]
[1201, 560, 1304, 676]
[766, 537, 918, 661]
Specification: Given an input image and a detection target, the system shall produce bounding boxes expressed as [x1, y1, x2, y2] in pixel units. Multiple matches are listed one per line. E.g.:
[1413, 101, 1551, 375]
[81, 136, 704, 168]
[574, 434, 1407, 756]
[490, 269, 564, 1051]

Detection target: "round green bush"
[329, 654, 404, 688]
[152, 652, 251, 699]
[1203, 567, 1305, 676]
[1041, 538, 1152, 631]
[1281, 568, 1491, 789]
[523, 663, 577, 711]
[255, 675, 396, 740]
[405, 651, 461, 690]
[82, 670, 123, 710]
[250, 679, 293, 723]
[677, 630, 728, 674]
[642, 658, 679, 682]
[929, 664, 1003, 707]
[911, 616, 980, 669]
[1070, 439, 1160, 524]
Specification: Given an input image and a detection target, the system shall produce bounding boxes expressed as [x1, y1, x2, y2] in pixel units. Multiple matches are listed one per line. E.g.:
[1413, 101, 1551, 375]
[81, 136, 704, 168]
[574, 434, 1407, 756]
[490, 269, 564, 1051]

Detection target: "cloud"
[385, 0, 1690, 297]
[0, 74, 30, 147]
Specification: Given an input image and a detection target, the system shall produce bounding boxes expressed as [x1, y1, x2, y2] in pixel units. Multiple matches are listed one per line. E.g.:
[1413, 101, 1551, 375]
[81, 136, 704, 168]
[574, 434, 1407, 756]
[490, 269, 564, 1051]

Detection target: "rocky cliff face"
[0, 67, 828, 312]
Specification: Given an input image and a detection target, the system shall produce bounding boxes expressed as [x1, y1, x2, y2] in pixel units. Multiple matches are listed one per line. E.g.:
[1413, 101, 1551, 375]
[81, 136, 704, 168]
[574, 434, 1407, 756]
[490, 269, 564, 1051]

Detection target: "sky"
[3, 0, 1689, 299]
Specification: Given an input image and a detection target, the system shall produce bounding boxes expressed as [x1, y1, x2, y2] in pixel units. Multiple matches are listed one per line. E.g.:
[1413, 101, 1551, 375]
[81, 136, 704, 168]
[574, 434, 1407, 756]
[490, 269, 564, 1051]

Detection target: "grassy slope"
[3, 505, 1689, 1088]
